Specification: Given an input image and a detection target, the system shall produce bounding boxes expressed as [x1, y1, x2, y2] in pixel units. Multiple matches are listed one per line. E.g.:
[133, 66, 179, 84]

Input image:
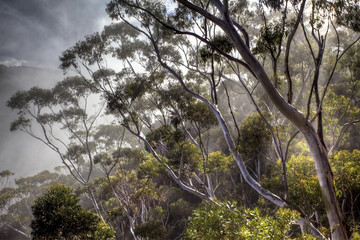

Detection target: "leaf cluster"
[185, 201, 300, 240]
[30, 184, 114, 240]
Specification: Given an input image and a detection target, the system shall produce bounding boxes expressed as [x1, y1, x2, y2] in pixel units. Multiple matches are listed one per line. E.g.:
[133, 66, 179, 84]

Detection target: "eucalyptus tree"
[323, 43, 360, 152]
[0, 170, 73, 239]
[0, 170, 14, 189]
[55, 0, 360, 239]
[7, 76, 114, 219]
[60, 23, 223, 202]
[30, 184, 114, 240]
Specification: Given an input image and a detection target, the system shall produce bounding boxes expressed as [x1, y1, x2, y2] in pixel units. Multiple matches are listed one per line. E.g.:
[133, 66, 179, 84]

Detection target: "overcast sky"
[0, 0, 110, 67]
[0, 0, 111, 180]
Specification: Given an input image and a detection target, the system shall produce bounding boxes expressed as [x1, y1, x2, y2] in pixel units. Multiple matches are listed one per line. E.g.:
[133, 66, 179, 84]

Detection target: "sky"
[0, 0, 110, 67]
[0, 0, 111, 180]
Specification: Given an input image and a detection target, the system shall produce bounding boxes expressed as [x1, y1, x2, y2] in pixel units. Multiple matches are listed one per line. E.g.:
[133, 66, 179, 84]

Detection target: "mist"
[0, 65, 62, 178]
[0, 0, 110, 179]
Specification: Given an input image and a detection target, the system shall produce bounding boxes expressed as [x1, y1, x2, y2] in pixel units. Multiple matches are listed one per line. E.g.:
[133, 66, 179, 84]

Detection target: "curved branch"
[320, 33, 360, 107]
[328, 120, 360, 157]
[123, 125, 208, 200]
[122, 0, 255, 76]
[149, 30, 287, 207]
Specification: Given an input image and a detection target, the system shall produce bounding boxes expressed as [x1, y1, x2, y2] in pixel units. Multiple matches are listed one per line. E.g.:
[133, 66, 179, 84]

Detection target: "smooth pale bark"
[157, 51, 325, 237]
[125, 2, 323, 237]
[302, 127, 346, 239]
[219, 11, 347, 240]
[175, 0, 347, 238]
[3, 222, 30, 239]
[125, 126, 208, 200]
[156, 47, 288, 206]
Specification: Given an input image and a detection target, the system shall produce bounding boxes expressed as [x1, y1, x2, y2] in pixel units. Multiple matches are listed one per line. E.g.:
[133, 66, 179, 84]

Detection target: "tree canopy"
[4, 0, 360, 239]
[31, 184, 114, 240]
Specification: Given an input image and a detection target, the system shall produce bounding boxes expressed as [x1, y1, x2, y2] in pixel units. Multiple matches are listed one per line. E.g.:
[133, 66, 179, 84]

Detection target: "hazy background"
[0, 0, 110, 179]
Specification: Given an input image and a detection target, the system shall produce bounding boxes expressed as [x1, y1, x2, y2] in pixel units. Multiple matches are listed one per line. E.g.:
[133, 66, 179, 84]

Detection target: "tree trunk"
[302, 126, 348, 239]
[219, 13, 347, 239]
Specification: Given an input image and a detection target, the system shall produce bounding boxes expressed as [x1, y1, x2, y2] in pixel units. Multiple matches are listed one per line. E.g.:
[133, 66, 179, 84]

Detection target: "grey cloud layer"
[0, 0, 109, 67]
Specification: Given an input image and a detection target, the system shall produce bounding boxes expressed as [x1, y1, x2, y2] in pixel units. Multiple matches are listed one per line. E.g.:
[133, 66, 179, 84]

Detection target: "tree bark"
[172, 1, 347, 237]
[302, 127, 348, 239]
[220, 16, 347, 240]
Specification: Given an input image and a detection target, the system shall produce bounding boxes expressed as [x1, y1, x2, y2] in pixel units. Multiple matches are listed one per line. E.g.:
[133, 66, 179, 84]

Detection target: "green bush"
[185, 201, 301, 240]
[31, 184, 114, 240]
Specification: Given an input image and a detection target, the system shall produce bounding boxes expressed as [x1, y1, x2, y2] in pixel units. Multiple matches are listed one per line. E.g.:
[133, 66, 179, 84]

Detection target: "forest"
[1, 0, 360, 239]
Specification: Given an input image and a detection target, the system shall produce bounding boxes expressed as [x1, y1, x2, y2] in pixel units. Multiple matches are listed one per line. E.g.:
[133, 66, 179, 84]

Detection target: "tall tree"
[8, 0, 359, 239]
[99, 1, 359, 239]
[7, 76, 120, 221]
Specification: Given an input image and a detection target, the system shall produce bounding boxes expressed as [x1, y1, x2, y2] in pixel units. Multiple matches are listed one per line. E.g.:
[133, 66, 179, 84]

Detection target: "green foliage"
[331, 150, 360, 228]
[206, 151, 234, 174]
[94, 152, 113, 166]
[0, 187, 16, 210]
[9, 115, 31, 132]
[168, 142, 202, 171]
[238, 112, 272, 179]
[259, 0, 284, 10]
[113, 148, 147, 167]
[157, 84, 211, 128]
[137, 153, 166, 180]
[124, 77, 151, 101]
[7, 87, 55, 131]
[134, 220, 167, 240]
[94, 125, 125, 145]
[166, 3, 195, 30]
[52, 76, 98, 104]
[350, 229, 360, 239]
[0, 170, 78, 238]
[316, 0, 360, 32]
[185, 101, 218, 128]
[331, 150, 360, 190]
[263, 152, 323, 215]
[239, 112, 272, 158]
[200, 35, 234, 62]
[145, 126, 202, 170]
[7, 76, 99, 139]
[253, 22, 290, 56]
[286, 155, 322, 211]
[60, 32, 108, 70]
[0, 170, 14, 188]
[323, 87, 360, 148]
[7, 87, 54, 110]
[169, 198, 194, 219]
[103, 22, 142, 59]
[0, 170, 14, 178]
[185, 201, 300, 240]
[30, 184, 114, 240]
[264, 149, 360, 229]
[15, 170, 59, 188]
[66, 144, 87, 162]
[146, 126, 184, 146]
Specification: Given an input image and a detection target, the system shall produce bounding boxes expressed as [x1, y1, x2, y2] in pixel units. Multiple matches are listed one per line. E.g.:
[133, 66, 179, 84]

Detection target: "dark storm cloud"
[0, 0, 110, 67]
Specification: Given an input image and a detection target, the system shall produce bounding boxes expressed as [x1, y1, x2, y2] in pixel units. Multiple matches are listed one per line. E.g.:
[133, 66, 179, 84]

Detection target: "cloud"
[0, 0, 110, 68]
[0, 58, 29, 67]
